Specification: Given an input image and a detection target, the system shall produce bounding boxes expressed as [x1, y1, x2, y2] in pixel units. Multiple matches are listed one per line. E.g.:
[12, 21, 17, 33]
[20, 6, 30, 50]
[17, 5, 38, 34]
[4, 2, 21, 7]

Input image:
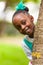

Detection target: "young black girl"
[12, 2, 35, 65]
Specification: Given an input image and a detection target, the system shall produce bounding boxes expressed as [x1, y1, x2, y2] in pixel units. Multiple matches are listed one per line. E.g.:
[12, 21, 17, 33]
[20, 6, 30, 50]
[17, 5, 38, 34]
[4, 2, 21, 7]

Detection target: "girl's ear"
[30, 15, 34, 22]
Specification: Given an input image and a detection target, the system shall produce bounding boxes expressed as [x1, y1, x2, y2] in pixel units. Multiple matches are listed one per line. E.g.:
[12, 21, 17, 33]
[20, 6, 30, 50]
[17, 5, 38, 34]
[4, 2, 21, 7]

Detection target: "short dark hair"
[12, 7, 29, 24]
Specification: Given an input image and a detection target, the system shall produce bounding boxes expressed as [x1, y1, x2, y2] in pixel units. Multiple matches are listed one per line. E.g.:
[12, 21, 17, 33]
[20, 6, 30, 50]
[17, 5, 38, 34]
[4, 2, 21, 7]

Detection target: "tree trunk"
[33, 0, 43, 65]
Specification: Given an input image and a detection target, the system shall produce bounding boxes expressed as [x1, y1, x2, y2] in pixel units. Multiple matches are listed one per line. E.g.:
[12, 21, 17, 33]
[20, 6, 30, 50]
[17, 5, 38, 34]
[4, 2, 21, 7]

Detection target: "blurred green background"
[0, 0, 41, 65]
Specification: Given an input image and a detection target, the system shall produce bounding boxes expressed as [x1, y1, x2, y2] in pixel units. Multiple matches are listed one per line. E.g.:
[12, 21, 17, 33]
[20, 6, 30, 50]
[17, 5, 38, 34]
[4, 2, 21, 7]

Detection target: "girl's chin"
[26, 31, 33, 35]
[21, 31, 33, 35]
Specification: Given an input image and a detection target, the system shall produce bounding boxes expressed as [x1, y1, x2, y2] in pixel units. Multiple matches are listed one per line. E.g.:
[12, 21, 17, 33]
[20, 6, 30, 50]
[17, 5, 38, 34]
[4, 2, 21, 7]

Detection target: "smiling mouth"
[25, 27, 30, 31]
[26, 29, 31, 34]
[24, 27, 31, 34]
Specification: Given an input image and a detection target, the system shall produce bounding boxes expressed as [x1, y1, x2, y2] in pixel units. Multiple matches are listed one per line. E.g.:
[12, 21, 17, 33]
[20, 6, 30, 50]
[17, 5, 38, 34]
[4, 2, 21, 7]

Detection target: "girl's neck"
[28, 28, 35, 38]
[29, 25, 35, 38]
[29, 33, 34, 38]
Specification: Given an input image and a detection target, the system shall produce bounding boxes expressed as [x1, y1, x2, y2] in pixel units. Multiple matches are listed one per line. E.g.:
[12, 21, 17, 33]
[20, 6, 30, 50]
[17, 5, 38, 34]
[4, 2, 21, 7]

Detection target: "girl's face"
[13, 12, 35, 35]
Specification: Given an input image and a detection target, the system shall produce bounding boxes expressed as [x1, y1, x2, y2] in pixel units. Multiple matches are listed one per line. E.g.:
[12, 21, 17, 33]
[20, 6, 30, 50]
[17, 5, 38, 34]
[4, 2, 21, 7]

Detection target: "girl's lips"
[26, 29, 30, 33]
[23, 27, 32, 34]
[25, 27, 29, 31]
[24, 27, 30, 32]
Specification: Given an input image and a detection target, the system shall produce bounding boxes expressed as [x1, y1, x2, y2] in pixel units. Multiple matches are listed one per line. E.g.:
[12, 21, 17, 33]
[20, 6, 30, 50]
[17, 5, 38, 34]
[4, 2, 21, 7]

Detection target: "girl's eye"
[21, 20, 26, 25]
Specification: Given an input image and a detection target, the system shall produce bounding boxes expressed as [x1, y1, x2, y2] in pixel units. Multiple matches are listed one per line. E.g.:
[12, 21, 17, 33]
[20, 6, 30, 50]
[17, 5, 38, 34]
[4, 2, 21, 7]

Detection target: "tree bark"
[33, 0, 43, 65]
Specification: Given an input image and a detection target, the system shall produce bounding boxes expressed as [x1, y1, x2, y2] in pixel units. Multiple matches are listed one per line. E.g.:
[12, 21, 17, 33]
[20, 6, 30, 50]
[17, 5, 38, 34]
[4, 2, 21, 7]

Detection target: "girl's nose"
[21, 25, 25, 30]
[19, 25, 25, 33]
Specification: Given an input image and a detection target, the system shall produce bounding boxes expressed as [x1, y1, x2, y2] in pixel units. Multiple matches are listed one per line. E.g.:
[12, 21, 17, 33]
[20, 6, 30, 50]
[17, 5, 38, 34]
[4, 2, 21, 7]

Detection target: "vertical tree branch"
[33, 0, 43, 65]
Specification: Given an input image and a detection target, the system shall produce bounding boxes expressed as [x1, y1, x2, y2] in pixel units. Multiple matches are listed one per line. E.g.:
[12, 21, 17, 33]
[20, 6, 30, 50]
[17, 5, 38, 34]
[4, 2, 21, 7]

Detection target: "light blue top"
[24, 38, 33, 52]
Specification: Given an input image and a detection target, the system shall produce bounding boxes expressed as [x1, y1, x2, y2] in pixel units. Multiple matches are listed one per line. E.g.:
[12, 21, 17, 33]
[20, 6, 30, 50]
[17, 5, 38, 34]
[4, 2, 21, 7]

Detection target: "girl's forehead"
[13, 13, 27, 22]
[14, 13, 26, 19]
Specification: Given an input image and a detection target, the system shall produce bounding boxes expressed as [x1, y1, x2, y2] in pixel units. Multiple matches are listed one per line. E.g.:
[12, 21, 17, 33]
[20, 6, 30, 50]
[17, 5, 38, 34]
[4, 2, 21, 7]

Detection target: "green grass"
[0, 43, 29, 65]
